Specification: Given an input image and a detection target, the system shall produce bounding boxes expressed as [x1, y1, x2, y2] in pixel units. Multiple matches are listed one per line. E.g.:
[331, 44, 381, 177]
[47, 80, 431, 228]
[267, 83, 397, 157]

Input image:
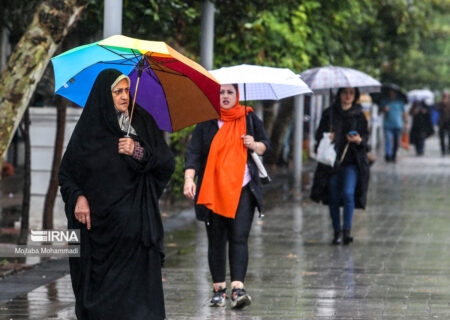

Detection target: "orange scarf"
[197, 101, 253, 219]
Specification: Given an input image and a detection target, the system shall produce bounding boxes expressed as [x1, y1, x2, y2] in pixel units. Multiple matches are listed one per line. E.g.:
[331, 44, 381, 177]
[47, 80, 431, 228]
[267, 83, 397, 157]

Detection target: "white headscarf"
[111, 74, 130, 91]
[111, 74, 136, 135]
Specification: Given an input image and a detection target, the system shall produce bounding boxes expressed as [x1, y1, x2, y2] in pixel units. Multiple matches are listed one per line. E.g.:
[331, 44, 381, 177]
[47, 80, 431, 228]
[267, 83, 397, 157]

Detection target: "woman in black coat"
[409, 100, 434, 155]
[183, 84, 270, 309]
[310, 87, 370, 245]
[59, 69, 174, 320]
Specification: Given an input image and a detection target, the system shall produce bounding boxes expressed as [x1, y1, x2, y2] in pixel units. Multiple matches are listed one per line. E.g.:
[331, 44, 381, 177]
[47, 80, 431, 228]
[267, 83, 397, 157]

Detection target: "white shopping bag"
[316, 132, 336, 167]
[250, 151, 271, 184]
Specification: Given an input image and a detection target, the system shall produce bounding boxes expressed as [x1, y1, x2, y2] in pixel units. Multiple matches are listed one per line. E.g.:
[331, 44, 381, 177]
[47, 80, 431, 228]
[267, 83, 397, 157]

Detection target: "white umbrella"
[407, 89, 434, 105]
[209, 64, 312, 101]
[299, 65, 381, 94]
[210, 64, 312, 185]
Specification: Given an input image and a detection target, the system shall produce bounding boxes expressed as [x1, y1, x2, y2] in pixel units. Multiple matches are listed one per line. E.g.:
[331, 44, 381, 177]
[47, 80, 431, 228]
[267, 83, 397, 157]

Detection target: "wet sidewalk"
[2, 136, 450, 319]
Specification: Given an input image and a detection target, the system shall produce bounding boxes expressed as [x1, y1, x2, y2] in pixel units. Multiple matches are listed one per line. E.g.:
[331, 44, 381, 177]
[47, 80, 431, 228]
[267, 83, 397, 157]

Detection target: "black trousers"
[205, 186, 256, 283]
[439, 124, 450, 154]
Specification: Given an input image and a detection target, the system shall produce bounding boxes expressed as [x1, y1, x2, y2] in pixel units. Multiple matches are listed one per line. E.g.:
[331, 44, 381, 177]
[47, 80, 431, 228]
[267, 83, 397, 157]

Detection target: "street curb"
[0, 209, 196, 306]
[0, 258, 68, 305]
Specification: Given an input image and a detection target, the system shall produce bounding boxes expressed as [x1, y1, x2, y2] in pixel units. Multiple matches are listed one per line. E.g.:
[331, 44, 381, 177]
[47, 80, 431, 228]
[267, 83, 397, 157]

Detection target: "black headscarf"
[328, 87, 363, 155]
[333, 87, 361, 106]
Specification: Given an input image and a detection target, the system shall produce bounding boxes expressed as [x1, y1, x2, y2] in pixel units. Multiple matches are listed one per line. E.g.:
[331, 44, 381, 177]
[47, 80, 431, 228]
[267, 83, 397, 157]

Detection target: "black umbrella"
[370, 83, 408, 105]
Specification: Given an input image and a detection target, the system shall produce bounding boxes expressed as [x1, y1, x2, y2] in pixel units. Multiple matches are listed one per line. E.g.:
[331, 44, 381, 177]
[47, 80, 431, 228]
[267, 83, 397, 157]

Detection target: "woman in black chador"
[59, 69, 174, 320]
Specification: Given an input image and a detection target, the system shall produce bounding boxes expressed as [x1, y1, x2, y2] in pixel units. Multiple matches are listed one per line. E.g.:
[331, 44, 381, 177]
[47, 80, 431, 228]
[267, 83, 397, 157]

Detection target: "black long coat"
[410, 104, 434, 145]
[310, 104, 370, 209]
[185, 112, 271, 222]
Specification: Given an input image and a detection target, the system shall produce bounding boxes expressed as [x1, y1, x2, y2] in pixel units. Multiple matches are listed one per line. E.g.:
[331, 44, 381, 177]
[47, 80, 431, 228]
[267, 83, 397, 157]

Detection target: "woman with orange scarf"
[184, 84, 270, 309]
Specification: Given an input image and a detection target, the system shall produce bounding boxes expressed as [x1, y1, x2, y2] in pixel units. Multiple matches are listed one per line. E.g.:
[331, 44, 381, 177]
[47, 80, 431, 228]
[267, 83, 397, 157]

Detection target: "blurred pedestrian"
[409, 100, 434, 156]
[381, 89, 408, 162]
[183, 84, 270, 309]
[1, 162, 14, 178]
[310, 87, 370, 245]
[436, 91, 450, 155]
[59, 69, 174, 320]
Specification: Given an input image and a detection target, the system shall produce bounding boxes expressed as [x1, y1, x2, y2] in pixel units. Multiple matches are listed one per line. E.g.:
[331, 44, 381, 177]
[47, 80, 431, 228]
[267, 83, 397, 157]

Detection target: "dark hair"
[334, 87, 360, 106]
[221, 83, 239, 93]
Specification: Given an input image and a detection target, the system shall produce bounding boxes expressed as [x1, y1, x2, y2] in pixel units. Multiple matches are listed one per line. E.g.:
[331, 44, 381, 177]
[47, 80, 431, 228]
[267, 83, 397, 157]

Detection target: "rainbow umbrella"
[51, 35, 220, 132]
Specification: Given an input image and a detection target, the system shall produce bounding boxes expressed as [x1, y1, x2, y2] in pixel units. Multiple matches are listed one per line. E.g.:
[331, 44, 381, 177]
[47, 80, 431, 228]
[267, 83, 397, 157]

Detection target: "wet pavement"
[1, 136, 450, 319]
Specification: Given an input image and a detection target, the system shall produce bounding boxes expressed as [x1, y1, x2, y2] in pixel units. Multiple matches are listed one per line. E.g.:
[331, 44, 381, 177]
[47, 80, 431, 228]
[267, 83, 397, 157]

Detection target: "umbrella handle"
[243, 82, 256, 138]
[126, 55, 145, 137]
[244, 83, 248, 135]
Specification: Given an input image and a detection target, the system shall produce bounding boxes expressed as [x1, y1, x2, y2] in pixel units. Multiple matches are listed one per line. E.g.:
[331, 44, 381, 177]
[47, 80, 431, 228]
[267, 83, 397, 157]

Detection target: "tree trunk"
[0, 0, 89, 179]
[265, 97, 295, 165]
[42, 97, 67, 229]
[18, 108, 31, 245]
[262, 100, 277, 137]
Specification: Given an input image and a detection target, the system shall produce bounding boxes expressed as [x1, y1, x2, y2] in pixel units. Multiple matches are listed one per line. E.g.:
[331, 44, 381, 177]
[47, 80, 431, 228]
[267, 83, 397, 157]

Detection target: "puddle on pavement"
[3, 139, 450, 319]
[0, 223, 201, 320]
[0, 275, 75, 320]
[0, 205, 21, 243]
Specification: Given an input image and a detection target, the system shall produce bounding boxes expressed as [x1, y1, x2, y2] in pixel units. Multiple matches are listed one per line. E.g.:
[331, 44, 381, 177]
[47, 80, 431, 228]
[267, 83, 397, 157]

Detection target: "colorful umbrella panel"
[52, 35, 220, 132]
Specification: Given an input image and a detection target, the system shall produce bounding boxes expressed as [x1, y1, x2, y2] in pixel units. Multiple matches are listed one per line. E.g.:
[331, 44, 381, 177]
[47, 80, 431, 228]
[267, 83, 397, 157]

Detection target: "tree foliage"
[0, 0, 90, 170]
[1, 0, 448, 197]
[0, 0, 39, 44]
[211, 0, 448, 90]
[2, 0, 448, 99]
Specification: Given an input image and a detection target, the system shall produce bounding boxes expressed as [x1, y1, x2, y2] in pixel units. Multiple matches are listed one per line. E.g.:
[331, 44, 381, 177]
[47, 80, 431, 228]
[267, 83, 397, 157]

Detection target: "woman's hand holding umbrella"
[75, 195, 91, 230]
[118, 137, 135, 156]
[242, 135, 255, 149]
[242, 135, 267, 155]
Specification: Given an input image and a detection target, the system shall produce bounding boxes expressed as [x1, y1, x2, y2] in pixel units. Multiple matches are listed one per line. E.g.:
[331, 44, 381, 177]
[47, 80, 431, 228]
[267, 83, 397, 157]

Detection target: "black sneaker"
[231, 287, 252, 309]
[210, 287, 227, 307]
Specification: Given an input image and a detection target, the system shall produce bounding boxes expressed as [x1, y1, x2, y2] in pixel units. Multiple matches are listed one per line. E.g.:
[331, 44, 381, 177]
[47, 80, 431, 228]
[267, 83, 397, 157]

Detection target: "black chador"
[59, 69, 174, 320]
